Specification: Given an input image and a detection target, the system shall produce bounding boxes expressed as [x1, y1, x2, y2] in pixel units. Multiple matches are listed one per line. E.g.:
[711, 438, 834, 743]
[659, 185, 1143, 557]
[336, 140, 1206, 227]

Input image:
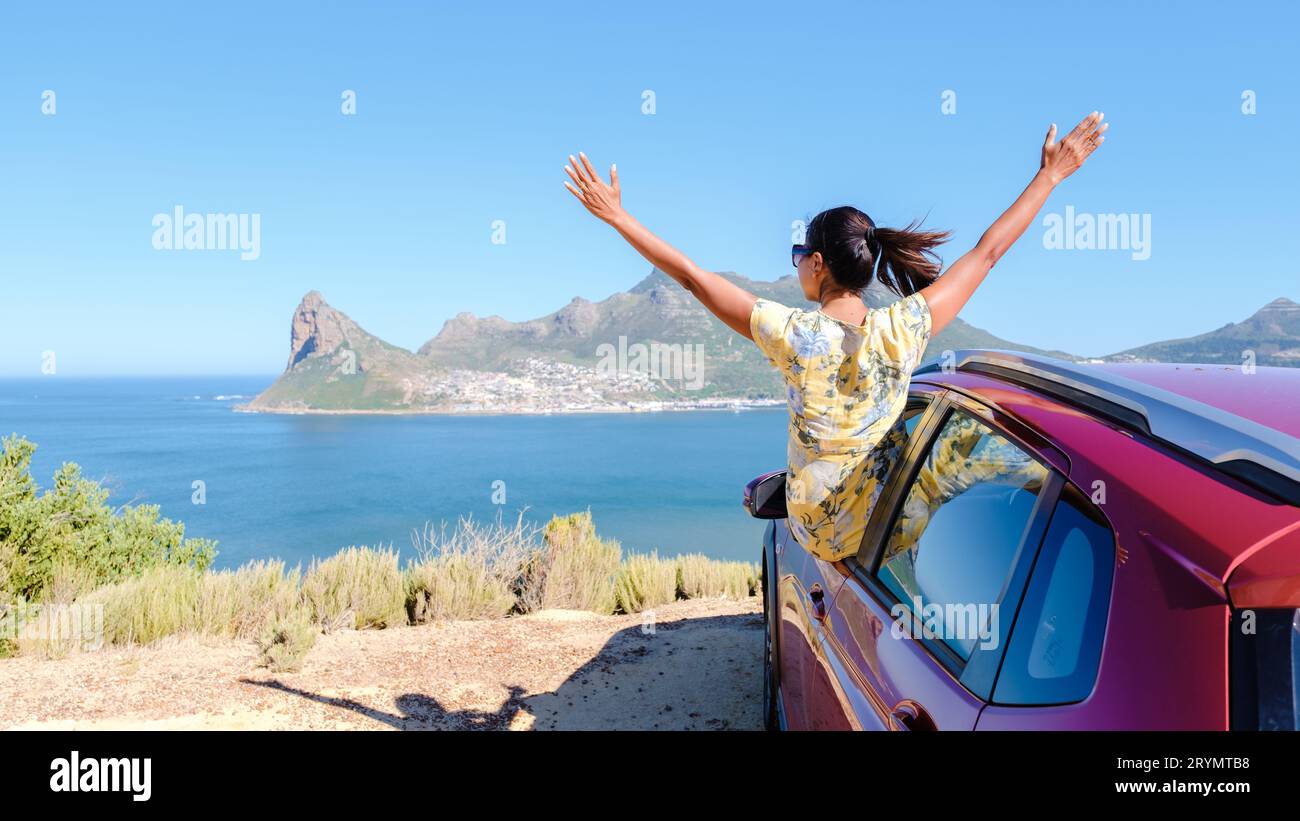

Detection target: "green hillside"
[1105, 297, 1299, 367]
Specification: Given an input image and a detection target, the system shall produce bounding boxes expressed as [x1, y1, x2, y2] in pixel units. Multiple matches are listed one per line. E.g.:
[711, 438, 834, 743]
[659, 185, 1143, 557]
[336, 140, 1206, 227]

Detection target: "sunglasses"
[792, 244, 812, 268]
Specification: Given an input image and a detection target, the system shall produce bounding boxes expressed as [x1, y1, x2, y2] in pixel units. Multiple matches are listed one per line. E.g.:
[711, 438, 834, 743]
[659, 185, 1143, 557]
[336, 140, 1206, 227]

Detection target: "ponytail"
[806, 206, 951, 298]
[872, 220, 951, 296]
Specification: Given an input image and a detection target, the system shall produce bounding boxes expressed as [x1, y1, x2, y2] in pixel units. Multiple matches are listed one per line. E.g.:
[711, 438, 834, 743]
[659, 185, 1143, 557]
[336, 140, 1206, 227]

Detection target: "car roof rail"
[914, 349, 1300, 507]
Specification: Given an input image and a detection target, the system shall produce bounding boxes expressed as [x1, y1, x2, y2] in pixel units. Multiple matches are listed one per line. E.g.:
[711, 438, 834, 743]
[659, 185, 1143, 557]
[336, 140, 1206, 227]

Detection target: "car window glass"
[993, 488, 1115, 705]
[877, 410, 1049, 661]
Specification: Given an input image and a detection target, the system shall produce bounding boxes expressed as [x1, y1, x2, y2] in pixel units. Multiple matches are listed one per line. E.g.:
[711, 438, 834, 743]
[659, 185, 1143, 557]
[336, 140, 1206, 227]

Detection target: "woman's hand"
[564, 152, 624, 224]
[921, 111, 1108, 336]
[562, 150, 758, 340]
[1040, 111, 1107, 185]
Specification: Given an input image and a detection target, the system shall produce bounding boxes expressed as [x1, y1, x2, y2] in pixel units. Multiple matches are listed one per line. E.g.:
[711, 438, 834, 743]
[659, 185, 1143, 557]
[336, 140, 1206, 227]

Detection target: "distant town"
[242, 356, 784, 416]
[429, 357, 782, 415]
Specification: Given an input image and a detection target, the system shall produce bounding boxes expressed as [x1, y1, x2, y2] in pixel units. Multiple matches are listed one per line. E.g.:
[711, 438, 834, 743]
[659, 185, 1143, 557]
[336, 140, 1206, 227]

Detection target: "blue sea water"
[0, 377, 788, 569]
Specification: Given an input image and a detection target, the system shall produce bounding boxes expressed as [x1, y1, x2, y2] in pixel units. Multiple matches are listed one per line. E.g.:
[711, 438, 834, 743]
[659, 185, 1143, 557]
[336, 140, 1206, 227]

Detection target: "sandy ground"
[0, 597, 762, 731]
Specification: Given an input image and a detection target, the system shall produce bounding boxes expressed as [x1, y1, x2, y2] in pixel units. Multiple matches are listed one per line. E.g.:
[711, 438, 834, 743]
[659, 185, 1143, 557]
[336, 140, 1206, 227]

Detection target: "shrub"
[301, 546, 405, 631]
[257, 608, 317, 672]
[405, 515, 529, 623]
[195, 560, 301, 639]
[675, 554, 760, 600]
[74, 560, 302, 647]
[520, 511, 621, 614]
[0, 435, 216, 603]
[614, 551, 677, 614]
[81, 564, 202, 646]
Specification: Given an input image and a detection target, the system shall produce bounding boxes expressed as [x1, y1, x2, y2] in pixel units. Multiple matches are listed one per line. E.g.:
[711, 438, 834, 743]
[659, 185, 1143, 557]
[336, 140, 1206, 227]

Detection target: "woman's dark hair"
[804, 205, 951, 298]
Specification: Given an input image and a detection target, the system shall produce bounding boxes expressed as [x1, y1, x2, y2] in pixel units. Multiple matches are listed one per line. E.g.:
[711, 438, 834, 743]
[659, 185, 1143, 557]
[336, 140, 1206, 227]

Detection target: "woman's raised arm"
[564, 152, 758, 340]
[921, 112, 1107, 335]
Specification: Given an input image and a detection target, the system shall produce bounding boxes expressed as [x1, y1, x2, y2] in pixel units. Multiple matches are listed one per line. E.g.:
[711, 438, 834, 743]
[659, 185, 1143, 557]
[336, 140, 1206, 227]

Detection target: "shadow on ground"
[240, 611, 762, 730]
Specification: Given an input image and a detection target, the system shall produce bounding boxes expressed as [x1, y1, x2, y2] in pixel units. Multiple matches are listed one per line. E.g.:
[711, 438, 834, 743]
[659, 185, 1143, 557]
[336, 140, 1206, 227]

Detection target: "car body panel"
[1227, 523, 1300, 608]
[823, 565, 986, 730]
[771, 516, 847, 730]
[1091, 363, 1300, 440]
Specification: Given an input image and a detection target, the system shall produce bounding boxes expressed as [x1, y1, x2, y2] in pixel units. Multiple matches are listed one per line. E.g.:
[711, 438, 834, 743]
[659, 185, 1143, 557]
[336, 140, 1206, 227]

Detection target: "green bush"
[257, 608, 318, 672]
[301, 546, 405, 631]
[614, 551, 678, 614]
[520, 511, 621, 614]
[0, 435, 215, 603]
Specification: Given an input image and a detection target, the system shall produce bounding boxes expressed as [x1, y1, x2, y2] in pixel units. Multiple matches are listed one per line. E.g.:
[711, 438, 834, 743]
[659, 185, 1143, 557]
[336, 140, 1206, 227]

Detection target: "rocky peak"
[1255, 296, 1299, 315]
[552, 296, 600, 336]
[421, 312, 515, 349]
[287, 291, 352, 369]
[1246, 296, 1300, 334]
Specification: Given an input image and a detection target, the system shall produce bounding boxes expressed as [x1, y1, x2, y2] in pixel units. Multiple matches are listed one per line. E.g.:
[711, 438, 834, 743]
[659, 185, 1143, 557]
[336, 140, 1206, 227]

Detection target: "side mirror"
[744, 470, 788, 519]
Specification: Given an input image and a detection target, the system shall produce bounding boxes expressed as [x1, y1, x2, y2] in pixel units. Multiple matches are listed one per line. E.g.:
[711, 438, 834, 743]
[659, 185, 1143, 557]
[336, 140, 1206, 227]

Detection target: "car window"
[876, 409, 1050, 661]
[902, 401, 925, 436]
[866, 398, 929, 487]
[993, 486, 1114, 705]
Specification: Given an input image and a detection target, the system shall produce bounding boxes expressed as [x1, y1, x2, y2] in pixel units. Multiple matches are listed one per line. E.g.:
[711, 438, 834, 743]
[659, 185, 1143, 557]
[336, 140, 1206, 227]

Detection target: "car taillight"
[1230, 608, 1300, 730]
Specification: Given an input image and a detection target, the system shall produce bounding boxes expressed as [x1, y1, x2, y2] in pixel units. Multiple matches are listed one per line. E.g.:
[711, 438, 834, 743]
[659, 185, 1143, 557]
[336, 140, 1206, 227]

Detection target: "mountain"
[416, 270, 1076, 383]
[1104, 297, 1300, 367]
[246, 271, 1076, 414]
[246, 291, 435, 411]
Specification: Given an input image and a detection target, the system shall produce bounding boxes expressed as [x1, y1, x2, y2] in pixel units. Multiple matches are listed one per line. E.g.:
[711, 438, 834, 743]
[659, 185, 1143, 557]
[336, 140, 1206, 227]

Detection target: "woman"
[563, 112, 1106, 562]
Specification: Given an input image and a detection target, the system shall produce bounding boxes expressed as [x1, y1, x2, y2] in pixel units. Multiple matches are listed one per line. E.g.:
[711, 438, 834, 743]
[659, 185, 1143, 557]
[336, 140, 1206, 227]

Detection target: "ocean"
[0, 377, 789, 569]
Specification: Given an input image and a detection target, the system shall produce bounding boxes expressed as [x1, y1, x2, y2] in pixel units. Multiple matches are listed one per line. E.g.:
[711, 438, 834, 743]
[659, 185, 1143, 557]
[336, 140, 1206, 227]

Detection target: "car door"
[821, 392, 1064, 730]
[771, 516, 849, 730]
[783, 390, 938, 730]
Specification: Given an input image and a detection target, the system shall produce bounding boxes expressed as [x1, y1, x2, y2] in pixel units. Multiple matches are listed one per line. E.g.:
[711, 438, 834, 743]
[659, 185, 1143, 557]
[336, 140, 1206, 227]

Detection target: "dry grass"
[62, 560, 303, 651]
[257, 608, 317, 672]
[301, 547, 406, 631]
[519, 511, 621, 614]
[676, 554, 760, 600]
[405, 515, 530, 623]
[614, 551, 678, 614]
[2, 511, 761, 667]
[196, 560, 302, 638]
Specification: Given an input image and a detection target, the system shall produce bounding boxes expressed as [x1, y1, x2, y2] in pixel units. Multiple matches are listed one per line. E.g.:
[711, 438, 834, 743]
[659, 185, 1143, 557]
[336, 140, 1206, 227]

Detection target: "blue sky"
[1, 0, 1296, 375]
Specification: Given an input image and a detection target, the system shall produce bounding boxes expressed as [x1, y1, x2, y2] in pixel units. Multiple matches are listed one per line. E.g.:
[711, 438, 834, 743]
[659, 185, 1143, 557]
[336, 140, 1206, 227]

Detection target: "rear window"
[993, 485, 1115, 705]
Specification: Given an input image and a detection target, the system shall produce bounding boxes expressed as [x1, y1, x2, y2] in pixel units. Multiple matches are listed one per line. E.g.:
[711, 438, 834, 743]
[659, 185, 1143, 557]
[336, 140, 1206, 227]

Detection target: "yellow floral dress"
[750, 291, 933, 562]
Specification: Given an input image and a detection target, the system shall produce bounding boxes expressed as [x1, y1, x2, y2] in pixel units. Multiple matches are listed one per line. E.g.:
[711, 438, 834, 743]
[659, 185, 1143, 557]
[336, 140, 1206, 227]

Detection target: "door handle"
[809, 584, 827, 621]
[889, 701, 933, 731]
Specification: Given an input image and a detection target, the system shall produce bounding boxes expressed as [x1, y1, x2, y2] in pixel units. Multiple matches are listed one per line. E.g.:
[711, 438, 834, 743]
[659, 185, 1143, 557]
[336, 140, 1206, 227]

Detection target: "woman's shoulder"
[864, 291, 933, 365]
[868, 290, 929, 323]
[753, 297, 821, 324]
[753, 296, 809, 312]
[751, 297, 821, 334]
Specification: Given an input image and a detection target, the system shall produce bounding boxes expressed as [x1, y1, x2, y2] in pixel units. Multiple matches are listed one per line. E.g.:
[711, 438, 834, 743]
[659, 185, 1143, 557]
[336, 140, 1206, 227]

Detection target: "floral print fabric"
[750, 291, 933, 562]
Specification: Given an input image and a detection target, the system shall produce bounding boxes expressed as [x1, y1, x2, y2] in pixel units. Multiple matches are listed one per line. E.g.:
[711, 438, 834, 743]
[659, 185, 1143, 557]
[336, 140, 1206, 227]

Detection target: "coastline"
[234, 399, 787, 417]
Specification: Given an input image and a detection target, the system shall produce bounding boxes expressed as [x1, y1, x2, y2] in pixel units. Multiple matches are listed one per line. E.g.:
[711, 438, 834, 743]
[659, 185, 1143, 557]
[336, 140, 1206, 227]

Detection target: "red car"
[746, 349, 1300, 731]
